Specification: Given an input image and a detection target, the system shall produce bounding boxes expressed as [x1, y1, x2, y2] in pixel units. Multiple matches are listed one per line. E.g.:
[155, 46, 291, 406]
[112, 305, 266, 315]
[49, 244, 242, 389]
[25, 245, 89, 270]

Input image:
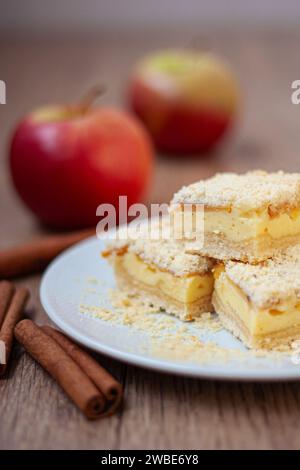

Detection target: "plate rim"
[40, 236, 300, 382]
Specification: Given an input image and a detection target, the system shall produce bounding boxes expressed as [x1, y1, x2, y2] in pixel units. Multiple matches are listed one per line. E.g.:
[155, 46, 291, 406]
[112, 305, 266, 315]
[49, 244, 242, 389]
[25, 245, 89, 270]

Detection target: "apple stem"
[79, 84, 106, 114]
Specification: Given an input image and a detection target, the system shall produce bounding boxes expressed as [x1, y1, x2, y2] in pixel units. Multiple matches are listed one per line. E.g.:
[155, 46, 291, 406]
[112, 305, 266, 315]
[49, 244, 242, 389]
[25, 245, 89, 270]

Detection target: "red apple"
[9, 103, 153, 229]
[129, 50, 239, 154]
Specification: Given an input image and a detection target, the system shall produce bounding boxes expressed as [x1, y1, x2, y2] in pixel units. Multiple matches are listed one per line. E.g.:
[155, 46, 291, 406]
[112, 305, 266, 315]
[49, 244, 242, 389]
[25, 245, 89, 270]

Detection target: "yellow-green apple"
[129, 50, 239, 154]
[9, 104, 153, 229]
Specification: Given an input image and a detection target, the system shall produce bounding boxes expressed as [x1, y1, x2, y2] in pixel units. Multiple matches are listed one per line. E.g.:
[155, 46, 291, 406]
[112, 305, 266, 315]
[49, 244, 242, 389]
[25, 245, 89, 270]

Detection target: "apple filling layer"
[113, 252, 214, 321]
[212, 248, 300, 349]
[171, 170, 300, 262]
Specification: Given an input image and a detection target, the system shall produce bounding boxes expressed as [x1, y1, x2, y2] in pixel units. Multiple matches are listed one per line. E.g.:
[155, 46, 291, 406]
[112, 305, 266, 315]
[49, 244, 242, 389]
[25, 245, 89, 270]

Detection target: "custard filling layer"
[205, 207, 300, 241]
[175, 207, 300, 242]
[214, 268, 300, 336]
[119, 252, 214, 304]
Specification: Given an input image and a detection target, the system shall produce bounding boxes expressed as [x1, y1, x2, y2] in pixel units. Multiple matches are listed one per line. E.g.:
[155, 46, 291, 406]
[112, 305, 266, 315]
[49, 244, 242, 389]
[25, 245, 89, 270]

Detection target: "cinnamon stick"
[0, 229, 94, 279]
[41, 325, 123, 415]
[0, 281, 15, 328]
[14, 320, 111, 419]
[0, 287, 29, 375]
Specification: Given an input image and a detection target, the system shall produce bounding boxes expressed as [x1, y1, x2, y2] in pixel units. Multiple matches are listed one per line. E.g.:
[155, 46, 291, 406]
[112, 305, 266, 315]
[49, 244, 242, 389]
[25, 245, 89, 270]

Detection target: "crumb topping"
[171, 170, 300, 212]
[224, 245, 300, 308]
[128, 237, 212, 275]
[103, 219, 213, 276]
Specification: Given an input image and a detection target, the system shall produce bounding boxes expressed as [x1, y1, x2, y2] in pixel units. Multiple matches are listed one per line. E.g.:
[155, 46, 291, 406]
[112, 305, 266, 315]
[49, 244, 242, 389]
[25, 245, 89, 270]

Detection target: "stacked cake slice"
[104, 170, 300, 350]
[171, 170, 300, 262]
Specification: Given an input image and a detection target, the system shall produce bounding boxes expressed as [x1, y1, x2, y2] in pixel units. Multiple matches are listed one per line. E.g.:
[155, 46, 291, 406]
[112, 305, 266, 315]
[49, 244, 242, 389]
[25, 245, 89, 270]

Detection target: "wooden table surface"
[1, 30, 300, 450]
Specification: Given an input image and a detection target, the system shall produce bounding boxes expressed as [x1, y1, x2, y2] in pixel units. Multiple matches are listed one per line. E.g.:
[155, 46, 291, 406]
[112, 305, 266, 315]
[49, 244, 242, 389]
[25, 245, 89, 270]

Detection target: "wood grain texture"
[1, 30, 300, 450]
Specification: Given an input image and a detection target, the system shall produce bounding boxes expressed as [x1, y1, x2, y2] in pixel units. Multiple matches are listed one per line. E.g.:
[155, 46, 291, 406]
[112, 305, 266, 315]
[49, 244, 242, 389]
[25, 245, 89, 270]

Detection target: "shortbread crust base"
[114, 261, 213, 321]
[186, 232, 300, 263]
[212, 291, 300, 350]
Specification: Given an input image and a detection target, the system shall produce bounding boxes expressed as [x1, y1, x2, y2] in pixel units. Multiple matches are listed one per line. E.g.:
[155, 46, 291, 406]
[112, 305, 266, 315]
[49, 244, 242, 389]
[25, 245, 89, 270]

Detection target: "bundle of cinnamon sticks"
[0, 230, 123, 419]
[15, 320, 123, 419]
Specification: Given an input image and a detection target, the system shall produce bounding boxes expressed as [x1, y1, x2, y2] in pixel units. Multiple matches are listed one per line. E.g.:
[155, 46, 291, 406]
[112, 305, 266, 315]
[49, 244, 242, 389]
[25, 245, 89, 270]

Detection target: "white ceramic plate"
[40, 236, 300, 381]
